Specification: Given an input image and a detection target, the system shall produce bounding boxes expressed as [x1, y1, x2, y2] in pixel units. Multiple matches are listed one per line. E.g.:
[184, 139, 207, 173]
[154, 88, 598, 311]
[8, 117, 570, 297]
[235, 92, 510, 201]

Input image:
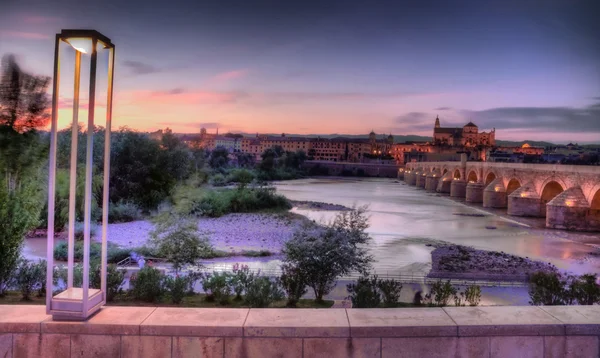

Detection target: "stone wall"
[1, 305, 599, 357]
[302, 161, 401, 178]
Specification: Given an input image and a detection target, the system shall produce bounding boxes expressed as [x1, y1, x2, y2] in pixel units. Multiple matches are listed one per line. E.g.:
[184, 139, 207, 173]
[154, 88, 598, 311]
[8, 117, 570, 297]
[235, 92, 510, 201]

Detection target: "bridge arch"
[541, 180, 565, 206]
[592, 189, 600, 210]
[484, 172, 496, 186]
[506, 178, 521, 196]
[453, 169, 461, 180]
[467, 170, 478, 183]
[443, 168, 448, 175]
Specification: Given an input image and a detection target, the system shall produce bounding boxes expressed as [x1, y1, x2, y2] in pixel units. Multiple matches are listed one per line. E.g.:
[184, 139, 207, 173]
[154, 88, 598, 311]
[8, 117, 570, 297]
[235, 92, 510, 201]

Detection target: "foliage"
[130, 267, 166, 302]
[231, 264, 256, 300]
[201, 271, 232, 305]
[227, 168, 255, 188]
[528, 271, 568, 306]
[378, 278, 403, 307]
[209, 147, 230, 169]
[283, 206, 373, 302]
[427, 280, 457, 307]
[165, 275, 191, 304]
[110, 128, 175, 211]
[108, 201, 142, 223]
[105, 264, 126, 302]
[279, 263, 308, 307]
[54, 241, 133, 265]
[15, 259, 46, 300]
[209, 173, 228, 187]
[347, 275, 382, 308]
[192, 186, 291, 218]
[243, 276, 284, 308]
[150, 214, 213, 273]
[528, 271, 600, 306]
[464, 285, 482, 306]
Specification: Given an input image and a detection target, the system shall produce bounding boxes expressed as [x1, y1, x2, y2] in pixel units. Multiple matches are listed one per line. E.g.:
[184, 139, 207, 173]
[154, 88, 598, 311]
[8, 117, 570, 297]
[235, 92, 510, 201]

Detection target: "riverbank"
[428, 244, 558, 282]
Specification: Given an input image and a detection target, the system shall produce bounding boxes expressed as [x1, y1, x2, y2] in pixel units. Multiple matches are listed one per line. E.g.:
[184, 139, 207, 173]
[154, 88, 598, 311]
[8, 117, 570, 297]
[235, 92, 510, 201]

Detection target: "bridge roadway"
[401, 156, 600, 232]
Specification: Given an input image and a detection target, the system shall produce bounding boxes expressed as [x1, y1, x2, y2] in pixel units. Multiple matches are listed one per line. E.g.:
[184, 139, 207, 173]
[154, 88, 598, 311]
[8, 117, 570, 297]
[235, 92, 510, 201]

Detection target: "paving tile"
[121, 335, 172, 358]
[224, 337, 302, 358]
[43, 306, 156, 335]
[244, 309, 349, 337]
[141, 308, 248, 336]
[173, 337, 224, 358]
[0, 306, 49, 333]
[490, 336, 543, 358]
[0, 334, 11, 358]
[347, 308, 457, 337]
[70, 334, 121, 358]
[13, 333, 70, 358]
[382, 337, 457, 358]
[540, 306, 600, 335]
[303, 338, 380, 358]
[444, 306, 564, 336]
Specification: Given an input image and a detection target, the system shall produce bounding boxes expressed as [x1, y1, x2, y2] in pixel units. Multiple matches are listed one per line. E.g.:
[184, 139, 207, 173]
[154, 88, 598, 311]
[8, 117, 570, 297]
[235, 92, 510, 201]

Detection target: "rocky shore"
[428, 245, 558, 282]
[105, 213, 308, 254]
[290, 200, 352, 211]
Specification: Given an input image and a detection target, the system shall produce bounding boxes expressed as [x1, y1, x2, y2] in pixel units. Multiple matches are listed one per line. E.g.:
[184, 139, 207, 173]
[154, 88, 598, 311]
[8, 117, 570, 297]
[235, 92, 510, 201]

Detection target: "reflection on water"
[274, 178, 600, 276]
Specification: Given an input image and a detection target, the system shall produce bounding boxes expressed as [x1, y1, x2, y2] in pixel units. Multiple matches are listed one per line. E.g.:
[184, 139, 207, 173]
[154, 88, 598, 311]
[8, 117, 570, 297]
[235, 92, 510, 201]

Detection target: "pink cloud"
[212, 69, 249, 82]
[23, 15, 61, 24]
[0, 31, 49, 40]
[128, 89, 246, 105]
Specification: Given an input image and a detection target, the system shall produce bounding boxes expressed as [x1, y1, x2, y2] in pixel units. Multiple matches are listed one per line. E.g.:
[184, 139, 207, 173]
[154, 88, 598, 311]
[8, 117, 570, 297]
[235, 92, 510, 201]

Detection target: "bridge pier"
[465, 182, 484, 203]
[508, 182, 543, 217]
[416, 172, 427, 188]
[483, 178, 507, 208]
[546, 187, 591, 231]
[405, 171, 416, 185]
[397, 168, 405, 180]
[450, 179, 467, 198]
[425, 172, 440, 192]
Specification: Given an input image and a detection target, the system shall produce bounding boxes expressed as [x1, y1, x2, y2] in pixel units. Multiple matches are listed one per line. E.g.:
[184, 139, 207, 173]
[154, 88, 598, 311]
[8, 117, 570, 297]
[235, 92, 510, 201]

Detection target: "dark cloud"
[435, 107, 452, 111]
[165, 88, 186, 95]
[199, 122, 221, 129]
[122, 60, 160, 75]
[463, 101, 600, 132]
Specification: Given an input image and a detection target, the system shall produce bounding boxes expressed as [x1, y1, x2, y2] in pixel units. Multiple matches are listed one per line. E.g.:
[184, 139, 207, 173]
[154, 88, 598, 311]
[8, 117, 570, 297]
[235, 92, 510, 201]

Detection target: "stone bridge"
[400, 157, 600, 232]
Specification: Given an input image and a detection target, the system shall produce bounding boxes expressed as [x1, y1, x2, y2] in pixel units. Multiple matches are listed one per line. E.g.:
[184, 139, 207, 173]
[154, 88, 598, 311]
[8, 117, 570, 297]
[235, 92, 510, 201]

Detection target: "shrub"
[165, 275, 190, 304]
[201, 272, 232, 305]
[528, 271, 567, 306]
[108, 201, 142, 223]
[283, 206, 373, 302]
[570, 274, 600, 305]
[130, 267, 165, 302]
[428, 280, 457, 306]
[231, 264, 256, 300]
[280, 264, 307, 307]
[54, 241, 129, 264]
[378, 278, 403, 307]
[244, 276, 284, 308]
[15, 259, 46, 300]
[106, 264, 125, 302]
[464, 285, 482, 306]
[347, 275, 381, 308]
[73, 221, 99, 240]
[150, 214, 213, 273]
[209, 173, 228, 187]
[228, 169, 255, 187]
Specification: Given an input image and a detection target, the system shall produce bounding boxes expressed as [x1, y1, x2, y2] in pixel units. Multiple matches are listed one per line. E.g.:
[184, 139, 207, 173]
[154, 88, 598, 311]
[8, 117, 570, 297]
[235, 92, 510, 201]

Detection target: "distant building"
[433, 116, 496, 147]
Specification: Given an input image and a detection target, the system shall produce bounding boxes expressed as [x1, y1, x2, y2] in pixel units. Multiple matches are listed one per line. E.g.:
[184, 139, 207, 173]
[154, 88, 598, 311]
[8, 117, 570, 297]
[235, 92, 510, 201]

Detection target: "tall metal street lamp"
[46, 30, 115, 321]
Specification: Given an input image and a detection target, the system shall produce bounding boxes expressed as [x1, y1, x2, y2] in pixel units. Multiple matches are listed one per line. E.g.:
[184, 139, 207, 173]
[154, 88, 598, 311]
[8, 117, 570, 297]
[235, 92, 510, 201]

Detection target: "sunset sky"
[1, 0, 599, 143]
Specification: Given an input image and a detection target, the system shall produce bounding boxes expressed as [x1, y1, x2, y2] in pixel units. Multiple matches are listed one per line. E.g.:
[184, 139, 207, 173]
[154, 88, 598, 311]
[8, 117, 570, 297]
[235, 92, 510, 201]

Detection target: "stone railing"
[1, 305, 599, 357]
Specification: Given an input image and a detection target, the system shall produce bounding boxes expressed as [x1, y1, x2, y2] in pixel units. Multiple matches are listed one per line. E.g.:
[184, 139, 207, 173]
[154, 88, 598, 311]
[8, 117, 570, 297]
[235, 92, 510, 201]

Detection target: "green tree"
[0, 55, 49, 296]
[209, 147, 230, 169]
[283, 206, 373, 302]
[150, 213, 212, 273]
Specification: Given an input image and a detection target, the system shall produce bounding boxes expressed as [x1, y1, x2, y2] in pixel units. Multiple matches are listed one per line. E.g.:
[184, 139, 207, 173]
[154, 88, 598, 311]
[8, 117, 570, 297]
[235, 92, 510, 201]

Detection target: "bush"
[428, 280, 457, 307]
[528, 271, 567, 306]
[228, 169, 255, 187]
[230, 264, 256, 300]
[570, 274, 600, 305]
[201, 272, 232, 305]
[209, 173, 228, 187]
[109, 201, 142, 223]
[106, 264, 125, 302]
[15, 259, 46, 300]
[196, 187, 291, 218]
[244, 276, 284, 308]
[464, 285, 482, 306]
[54, 241, 130, 264]
[347, 275, 381, 308]
[280, 264, 307, 307]
[165, 275, 190, 304]
[130, 267, 165, 302]
[378, 278, 403, 307]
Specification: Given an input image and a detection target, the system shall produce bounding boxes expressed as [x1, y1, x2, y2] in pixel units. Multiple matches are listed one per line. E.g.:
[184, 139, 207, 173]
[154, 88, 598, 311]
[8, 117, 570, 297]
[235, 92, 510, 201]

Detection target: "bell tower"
[434, 115, 440, 129]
